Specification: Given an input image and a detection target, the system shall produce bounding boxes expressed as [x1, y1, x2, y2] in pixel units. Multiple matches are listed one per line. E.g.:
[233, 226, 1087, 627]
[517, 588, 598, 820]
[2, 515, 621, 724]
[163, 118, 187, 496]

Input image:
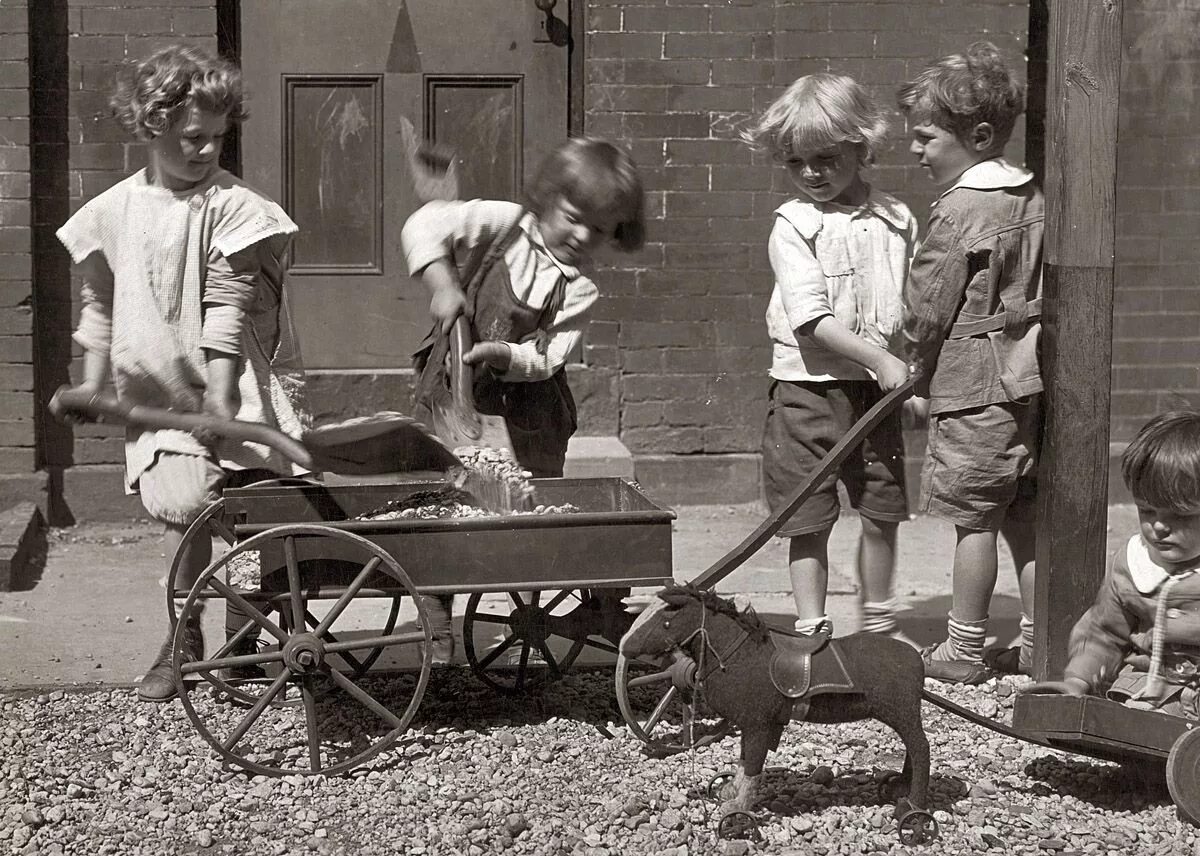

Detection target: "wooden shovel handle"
[690, 374, 917, 591]
[50, 385, 315, 471]
[447, 316, 484, 440]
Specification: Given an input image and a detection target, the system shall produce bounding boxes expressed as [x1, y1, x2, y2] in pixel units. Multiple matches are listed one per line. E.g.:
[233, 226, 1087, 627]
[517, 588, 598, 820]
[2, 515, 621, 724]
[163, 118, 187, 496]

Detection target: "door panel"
[240, 0, 569, 370]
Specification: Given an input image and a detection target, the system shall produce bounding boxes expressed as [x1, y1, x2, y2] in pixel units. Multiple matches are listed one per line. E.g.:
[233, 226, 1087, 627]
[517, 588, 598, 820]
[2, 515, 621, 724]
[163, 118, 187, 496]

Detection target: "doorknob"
[533, 0, 568, 46]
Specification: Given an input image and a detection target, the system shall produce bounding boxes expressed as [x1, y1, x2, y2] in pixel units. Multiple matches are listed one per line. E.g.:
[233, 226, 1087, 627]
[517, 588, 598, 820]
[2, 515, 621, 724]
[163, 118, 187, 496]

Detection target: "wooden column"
[1032, 0, 1123, 680]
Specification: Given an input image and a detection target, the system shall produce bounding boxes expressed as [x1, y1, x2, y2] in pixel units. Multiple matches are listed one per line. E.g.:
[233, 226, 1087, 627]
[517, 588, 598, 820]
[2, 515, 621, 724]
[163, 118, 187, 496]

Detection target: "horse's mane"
[658, 583, 771, 643]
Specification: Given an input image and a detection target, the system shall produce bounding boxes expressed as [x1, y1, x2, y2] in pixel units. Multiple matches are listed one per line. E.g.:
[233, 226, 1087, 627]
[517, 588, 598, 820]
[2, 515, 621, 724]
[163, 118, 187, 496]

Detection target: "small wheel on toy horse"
[707, 771, 736, 801]
[716, 810, 761, 841]
[896, 807, 939, 846]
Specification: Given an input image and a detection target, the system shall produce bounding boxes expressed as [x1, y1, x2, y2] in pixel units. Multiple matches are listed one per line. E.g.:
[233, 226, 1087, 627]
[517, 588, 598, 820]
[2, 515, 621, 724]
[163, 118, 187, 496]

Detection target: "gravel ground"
[3, 667, 1199, 856]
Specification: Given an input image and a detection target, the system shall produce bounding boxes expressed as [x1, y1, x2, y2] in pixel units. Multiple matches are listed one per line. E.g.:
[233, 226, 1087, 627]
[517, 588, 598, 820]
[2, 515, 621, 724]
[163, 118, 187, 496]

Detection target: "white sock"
[930, 613, 987, 663]
[861, 598, 900, 635]
[794, 615, 833, 636]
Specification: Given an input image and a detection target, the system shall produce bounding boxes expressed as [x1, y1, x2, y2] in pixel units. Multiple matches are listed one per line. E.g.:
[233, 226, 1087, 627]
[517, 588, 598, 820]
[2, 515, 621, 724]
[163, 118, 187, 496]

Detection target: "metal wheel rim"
[174, 524, 432, 777]
[169, 498, 405, 707]
[1167, 727, 1200, 825]
[716, 810, 760, 841]
[896, 809, 938, 845]
[613, 651, 733, 754]
[462, 589, 591, 694]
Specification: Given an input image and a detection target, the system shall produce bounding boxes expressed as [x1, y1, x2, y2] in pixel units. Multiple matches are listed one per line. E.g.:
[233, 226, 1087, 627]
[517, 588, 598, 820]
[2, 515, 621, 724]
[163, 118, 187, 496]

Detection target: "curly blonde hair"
[110, 44, 246, 141]
[897, 42, 1025, 147]
[742, 73, 890, 166]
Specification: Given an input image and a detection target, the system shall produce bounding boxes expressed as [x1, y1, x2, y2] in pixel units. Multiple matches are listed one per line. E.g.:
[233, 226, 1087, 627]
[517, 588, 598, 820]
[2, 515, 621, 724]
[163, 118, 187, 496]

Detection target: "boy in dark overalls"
[401, 138, 645, 662]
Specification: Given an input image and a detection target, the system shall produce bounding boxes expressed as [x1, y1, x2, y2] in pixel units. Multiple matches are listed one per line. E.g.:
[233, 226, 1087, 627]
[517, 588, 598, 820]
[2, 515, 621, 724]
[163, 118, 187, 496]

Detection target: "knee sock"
[860, 598, 900, 635]
[930, 613, 987, 664]
[794, 615, 833, 636]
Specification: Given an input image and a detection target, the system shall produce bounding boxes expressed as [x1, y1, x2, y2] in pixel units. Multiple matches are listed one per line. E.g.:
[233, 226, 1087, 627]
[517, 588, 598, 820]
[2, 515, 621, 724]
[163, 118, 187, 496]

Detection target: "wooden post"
[1032, 0, 1123, 680]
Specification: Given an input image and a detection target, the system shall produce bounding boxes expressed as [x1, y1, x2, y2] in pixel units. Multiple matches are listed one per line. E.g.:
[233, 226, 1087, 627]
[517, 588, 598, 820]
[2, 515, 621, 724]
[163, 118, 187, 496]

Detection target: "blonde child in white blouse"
[51, 46, 309, 702]
[742, 74, 918, 643]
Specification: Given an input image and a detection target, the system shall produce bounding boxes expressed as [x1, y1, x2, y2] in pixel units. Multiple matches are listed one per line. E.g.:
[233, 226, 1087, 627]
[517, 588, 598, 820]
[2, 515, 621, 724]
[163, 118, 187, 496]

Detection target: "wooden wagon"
[165, 475, 675, 777]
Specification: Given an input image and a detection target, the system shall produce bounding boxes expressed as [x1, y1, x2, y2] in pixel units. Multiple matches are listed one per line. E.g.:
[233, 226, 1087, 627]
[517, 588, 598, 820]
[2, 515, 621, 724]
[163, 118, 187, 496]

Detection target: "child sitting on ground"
[897, 42, 1045, 684]
[1024, 412, 1200, 720]
[51, 45, 310, 702]
[401, 137, 645, 662]
[741, 74, 917, 641]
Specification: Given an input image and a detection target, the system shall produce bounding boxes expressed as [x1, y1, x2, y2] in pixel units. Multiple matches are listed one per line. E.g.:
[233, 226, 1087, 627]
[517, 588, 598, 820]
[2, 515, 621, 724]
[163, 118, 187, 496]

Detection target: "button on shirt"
[766, 189, 917, 382]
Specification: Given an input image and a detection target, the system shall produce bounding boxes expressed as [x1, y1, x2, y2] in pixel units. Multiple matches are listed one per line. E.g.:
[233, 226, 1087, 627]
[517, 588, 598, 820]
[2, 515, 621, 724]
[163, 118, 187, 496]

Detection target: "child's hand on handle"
[1020, 677, 1090, 696]
[430, 283, 467, 334]
[461, 341, 512, 373]
[48, 381, 103, 425]
[873, 353, 912, 392]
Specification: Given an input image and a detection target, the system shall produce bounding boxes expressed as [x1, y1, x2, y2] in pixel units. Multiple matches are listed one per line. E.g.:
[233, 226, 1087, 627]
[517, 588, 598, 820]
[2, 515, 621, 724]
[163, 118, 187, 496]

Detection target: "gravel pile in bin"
[3, 669, 1197, 856]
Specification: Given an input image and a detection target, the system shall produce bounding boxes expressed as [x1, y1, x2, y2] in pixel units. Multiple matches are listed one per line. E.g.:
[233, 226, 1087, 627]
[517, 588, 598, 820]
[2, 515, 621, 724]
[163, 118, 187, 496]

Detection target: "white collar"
[776, 187, 911, 240]
[939, 157, 1033, 199]
[1127, 534, 1200, 594]
[519, 211, 580, 280]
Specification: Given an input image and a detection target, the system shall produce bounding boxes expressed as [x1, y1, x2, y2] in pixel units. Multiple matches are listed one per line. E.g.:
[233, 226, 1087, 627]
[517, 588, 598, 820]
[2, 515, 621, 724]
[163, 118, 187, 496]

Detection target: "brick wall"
[1111, 0, 1200, 442]
[0, 1, 35, 475]
[583, 0, 1030, 459]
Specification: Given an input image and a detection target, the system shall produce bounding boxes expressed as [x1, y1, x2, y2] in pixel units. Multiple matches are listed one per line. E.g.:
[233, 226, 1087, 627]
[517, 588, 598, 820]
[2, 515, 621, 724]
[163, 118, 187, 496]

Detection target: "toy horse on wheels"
[619, 583, 938, 844]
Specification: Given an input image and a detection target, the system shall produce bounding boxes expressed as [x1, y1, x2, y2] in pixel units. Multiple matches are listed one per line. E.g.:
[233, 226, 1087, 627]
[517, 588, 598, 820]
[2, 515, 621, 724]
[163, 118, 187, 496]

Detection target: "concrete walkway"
[0, 501, 1138, 690]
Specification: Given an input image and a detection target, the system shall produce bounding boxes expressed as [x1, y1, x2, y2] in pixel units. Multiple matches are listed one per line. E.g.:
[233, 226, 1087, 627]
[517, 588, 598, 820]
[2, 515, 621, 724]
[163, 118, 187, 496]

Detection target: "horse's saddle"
[767, 627, 858, 700]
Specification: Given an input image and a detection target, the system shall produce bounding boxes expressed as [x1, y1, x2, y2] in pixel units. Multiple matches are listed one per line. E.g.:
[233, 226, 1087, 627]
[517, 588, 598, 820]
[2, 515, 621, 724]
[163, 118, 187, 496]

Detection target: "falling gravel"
[2, 670, 1198, 856]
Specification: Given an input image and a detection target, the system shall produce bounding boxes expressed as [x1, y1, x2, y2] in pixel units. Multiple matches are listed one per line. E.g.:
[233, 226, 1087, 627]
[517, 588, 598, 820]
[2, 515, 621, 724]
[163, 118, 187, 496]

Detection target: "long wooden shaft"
[1032, 0, 1123, 681]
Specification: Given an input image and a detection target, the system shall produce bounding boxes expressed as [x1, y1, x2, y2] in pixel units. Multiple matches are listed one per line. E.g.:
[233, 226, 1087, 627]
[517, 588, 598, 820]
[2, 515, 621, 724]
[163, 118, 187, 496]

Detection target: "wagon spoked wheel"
[613, 651, 733, 755]
[166, 500, 405, 707]
[1167, 727, 1200, 825]
[174, 524, 432, 777]
[463, 589, 595, 694]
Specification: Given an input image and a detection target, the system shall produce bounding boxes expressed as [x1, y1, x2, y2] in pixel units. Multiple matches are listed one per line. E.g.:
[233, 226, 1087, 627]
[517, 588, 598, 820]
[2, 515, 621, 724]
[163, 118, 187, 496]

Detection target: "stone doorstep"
[0, 500, 44, 592]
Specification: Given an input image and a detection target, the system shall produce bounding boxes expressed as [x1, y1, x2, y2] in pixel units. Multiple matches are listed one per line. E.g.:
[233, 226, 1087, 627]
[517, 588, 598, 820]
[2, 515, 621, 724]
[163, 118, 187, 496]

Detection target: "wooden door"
[239, 0, 571, 372]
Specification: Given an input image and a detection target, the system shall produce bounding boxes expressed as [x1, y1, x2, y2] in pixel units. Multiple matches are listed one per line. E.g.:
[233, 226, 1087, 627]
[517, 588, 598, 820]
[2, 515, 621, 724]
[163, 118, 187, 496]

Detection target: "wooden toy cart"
[165, 476, 675, 777]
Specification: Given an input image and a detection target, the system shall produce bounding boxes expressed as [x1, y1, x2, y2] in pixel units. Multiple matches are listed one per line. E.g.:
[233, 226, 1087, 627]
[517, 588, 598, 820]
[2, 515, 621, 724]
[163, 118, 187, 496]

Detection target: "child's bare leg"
[951, 526, 999, 622]
[789, 529, 832, 634]
[164, 521, 211, 593]
[998, 513, 1037, 673]
[923, 526, 995, 682]
[857, 516, 897, 604]
[857, 517, 914, 644]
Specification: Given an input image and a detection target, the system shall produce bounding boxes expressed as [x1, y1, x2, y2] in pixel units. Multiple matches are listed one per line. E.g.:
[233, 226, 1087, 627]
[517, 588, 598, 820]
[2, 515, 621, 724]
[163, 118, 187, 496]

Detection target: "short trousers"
[137, 452, 281, 526]
[920, 396, 1041, 530]
[762, 379, 908, 538]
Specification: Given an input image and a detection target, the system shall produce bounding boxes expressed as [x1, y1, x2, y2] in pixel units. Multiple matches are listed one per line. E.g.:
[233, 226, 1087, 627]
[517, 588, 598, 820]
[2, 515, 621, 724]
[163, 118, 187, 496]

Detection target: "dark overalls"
[413, 216, 577, 478]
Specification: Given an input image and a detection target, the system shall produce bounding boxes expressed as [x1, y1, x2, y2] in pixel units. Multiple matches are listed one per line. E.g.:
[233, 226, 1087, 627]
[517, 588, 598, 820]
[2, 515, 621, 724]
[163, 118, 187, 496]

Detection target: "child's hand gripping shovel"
[429, 315, 517, 455]
[48, 386, 462, 476]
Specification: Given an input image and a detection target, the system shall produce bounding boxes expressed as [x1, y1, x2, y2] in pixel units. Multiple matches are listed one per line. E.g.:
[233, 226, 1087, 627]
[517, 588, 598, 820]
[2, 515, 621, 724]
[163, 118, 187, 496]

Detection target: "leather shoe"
[921, 645, 992, 685]
[138, 616, 204, 702]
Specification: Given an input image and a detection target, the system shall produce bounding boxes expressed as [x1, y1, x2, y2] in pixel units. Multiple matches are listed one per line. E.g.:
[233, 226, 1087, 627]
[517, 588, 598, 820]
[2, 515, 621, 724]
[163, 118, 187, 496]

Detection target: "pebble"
[0, 673, 1192, 856]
